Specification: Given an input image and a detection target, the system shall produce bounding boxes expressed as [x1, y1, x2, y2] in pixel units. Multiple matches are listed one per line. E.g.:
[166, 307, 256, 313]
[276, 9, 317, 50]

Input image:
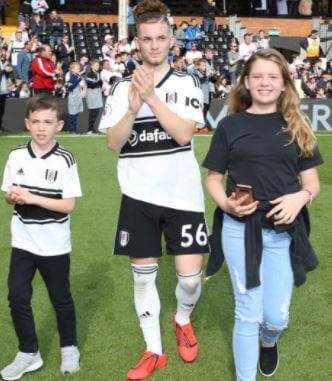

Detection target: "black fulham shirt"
[203, 111, 323, 201]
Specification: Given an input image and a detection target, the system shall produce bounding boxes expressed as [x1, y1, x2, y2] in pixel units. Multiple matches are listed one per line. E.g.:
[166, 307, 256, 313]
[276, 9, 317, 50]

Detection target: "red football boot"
[173, 314, 198, 362]
[126, 351, 167, 380]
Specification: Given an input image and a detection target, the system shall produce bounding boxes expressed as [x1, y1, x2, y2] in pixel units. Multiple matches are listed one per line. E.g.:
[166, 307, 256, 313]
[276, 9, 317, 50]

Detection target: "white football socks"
[132, 264, 162, 355]
[175, 271, 202, 325]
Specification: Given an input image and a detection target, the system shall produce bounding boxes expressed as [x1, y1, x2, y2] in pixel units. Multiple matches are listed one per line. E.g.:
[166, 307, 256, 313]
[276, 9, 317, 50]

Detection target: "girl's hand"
[225, 192, 259, 218]
[266, 191, 309, 225]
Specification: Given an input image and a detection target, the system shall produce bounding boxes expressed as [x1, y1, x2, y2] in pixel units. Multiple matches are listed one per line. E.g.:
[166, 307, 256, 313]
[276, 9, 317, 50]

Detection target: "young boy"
[66, 62, 86, 134]
[86, 59, 103, 134]
[1, 95, 82, 381]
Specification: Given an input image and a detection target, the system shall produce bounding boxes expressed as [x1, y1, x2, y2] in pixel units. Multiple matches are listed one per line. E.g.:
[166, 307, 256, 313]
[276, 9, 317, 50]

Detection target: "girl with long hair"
[203, 48, 323, 380]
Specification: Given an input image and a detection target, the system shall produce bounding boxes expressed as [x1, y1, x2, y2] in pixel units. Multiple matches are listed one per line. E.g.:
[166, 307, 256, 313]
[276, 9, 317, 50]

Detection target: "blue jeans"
[222, 214, 294, 381]
[50, 36, 62, 49]
[203, 19, 215, 34]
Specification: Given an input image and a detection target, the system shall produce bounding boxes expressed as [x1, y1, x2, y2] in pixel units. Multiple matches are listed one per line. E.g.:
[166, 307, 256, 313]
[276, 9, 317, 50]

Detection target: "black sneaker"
[258, 342, 279, 377]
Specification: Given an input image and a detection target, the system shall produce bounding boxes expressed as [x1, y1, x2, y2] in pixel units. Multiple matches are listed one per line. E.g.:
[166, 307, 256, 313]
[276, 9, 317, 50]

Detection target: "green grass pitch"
[0, 133, 331, 381]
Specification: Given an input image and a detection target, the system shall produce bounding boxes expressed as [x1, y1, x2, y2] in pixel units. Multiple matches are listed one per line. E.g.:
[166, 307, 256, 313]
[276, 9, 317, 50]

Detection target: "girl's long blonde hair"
[227, 48, 317, 157]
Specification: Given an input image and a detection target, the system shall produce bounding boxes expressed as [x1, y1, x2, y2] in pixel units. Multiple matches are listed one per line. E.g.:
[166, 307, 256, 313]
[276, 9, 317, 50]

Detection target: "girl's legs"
[222, 214, 262, 381]
[222, 214, 293, 381]
[261, 229, 293, 345]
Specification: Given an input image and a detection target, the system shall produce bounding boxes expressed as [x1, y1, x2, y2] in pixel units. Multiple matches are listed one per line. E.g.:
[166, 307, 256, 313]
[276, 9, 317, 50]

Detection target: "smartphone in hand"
[234, 184, 255, 206]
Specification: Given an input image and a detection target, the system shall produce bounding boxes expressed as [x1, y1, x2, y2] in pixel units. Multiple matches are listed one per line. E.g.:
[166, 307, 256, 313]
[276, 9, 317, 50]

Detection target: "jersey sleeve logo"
[165, 92, 178, 104]
[185, 97, 202, 109]
[45, 169, 58, 183]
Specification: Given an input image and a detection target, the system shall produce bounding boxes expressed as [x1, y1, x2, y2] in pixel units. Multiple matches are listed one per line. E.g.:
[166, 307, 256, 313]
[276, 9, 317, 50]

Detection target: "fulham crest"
[45, 169, 58, 183]
[119, 230, 130, 247]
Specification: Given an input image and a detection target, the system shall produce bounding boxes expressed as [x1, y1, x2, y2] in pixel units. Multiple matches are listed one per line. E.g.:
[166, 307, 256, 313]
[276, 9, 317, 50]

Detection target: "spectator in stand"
[316, 86, 326, 99]
[185, 18, 203, 49]
[46, 9, 64, 49]
[127, 0, 136, 40]
[16, 40, 33, 84]
[166, 8, 175, 32]
[30, 13, 43, 39]
[53, 77, 66, 97]
[0, 28, 4, 49]
[100, 59, 112, 96]
[0, 63, 14, 132]
[102, 34, 115, 60]
[186, 57, 196, 75]
[300, 29, 323, 63]
[18, 0, 32, 27]
[185, 42, 203, 61]
[30, 34, 42, 56]
[86, 59, 103, 134]
[287, 0, 299, 16]
[256, 29, 270, 50]
[112, 53, 125, 79]
[174, 21, 188, 50]
[227, 41, 242, 84]
[204, 47, 219, 100]
[78, 54, 89, 76]
[55, 34, 74, 75]
[17, 81, 30, 97]
[168, 45, 182, 64]
[172, 56, 186, 72]
[202, 0, 219, 34]
[239, 33, 257, 62]
[214, 75, 231, 98]
[126, 49, 142, 75]
[11, 21, 30, 43]
[118, 36, 132, 54]
[120, 52, 131, 77]
[288, 53, 299, 79]
[7, 31, 25, 79]
[31, 44, 61, 94]
[303, 73, 317, 98]
[309, 57, 323, 77]
[31, 0, 49, 15]
[194, 58, 209, 119]
[276, 0, 288, 16]
[0, 0, 8, 25]
[7, 80, 18, 97]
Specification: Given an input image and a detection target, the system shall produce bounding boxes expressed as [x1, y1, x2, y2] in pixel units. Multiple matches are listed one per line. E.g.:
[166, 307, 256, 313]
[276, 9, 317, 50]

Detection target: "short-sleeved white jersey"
[1, 142, 82, 256]
[99, 68, 205, 212]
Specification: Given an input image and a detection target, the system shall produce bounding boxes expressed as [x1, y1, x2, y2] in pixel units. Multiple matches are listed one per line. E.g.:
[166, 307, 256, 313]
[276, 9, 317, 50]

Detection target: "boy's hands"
[7, 185, 35, 205]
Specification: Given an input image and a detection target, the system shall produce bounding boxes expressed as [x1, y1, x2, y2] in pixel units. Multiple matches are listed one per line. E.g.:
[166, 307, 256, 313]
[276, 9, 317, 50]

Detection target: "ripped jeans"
[222, 214, 294, 381]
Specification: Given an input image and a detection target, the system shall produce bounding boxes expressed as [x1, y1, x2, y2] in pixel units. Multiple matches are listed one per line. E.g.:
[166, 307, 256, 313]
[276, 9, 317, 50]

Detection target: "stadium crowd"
[0, 2, 332, 133]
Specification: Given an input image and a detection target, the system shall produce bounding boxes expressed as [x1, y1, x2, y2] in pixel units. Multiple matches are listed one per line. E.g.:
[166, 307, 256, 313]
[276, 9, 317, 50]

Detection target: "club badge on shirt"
[45, 169, 58, 183]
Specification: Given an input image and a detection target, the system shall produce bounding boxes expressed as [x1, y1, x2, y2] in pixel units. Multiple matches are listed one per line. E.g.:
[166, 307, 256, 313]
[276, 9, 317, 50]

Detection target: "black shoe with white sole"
[258, 342, 279, 377]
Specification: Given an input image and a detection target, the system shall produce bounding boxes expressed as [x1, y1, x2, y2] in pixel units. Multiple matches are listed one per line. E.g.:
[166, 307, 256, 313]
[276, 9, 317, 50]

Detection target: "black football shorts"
[113, 195, 209, 258]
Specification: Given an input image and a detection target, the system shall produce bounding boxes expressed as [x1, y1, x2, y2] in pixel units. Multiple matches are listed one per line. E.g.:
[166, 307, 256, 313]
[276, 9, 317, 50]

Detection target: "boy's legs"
[174, 255, 202, 326]
[131, 257, 162, 355]
[88, 108, 101, 133]
[37, 254, 77, 348]
[8, 248, 39, 353]
[1, 249, 43, 381]
[69, 114, 78, 133]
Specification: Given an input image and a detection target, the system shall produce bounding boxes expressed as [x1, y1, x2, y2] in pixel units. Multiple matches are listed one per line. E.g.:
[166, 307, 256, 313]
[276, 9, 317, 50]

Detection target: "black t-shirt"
[203, 110, 323, 201]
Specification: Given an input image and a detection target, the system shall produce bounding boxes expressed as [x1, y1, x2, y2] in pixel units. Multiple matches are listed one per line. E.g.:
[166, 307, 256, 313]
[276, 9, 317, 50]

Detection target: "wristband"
[302, 189, 313, 206]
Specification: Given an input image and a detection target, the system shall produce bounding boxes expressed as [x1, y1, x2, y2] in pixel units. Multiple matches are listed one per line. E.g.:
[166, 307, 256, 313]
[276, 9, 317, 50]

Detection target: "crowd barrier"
[3, 99, 101, 133]
[207, 98, 332, 131]
[2, 98, 332, 132]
